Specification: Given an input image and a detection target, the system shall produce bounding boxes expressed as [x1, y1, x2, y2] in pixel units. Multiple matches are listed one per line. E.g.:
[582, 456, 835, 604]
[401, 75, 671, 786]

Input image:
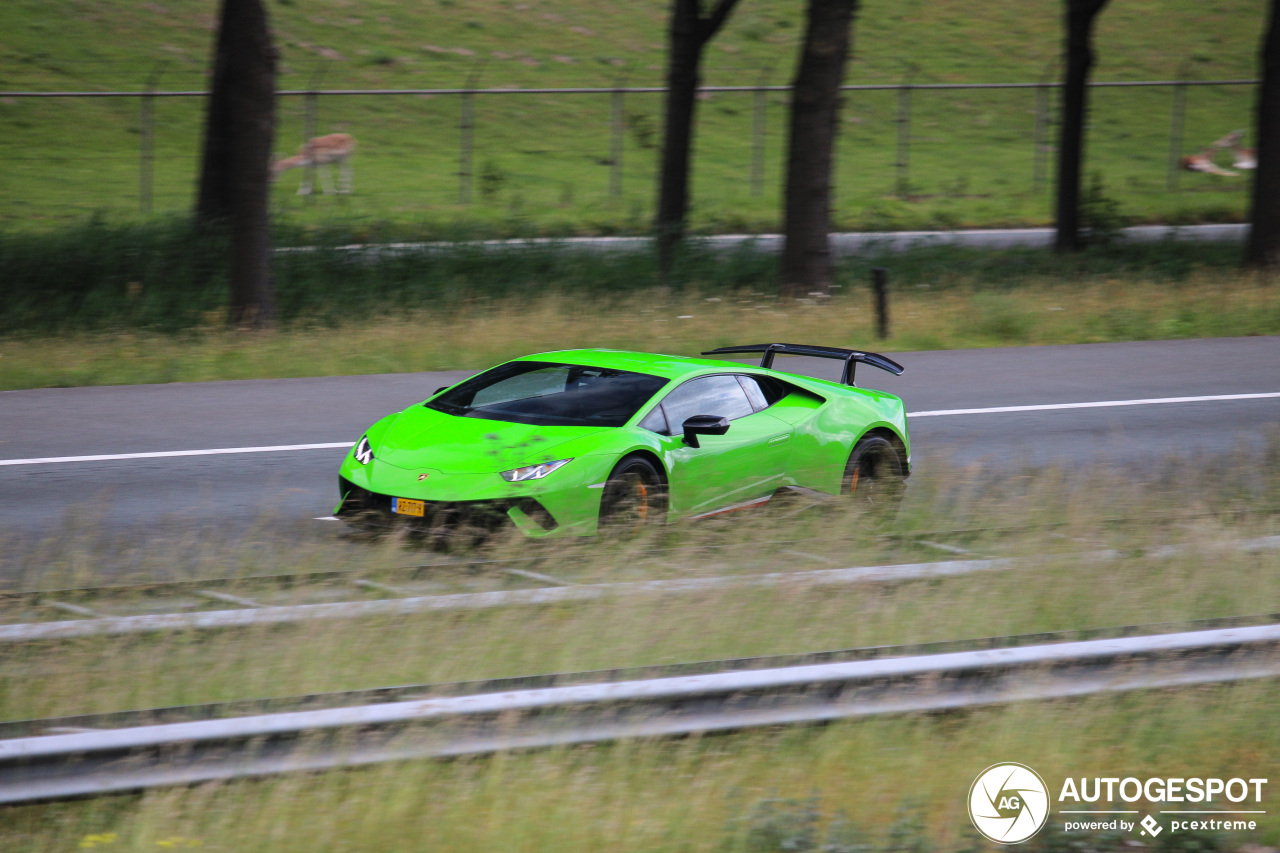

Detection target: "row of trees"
[196, 0, 1280, 326]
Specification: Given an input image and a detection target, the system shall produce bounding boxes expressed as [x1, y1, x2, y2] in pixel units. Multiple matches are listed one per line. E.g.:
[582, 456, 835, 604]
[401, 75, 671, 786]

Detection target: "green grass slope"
[0, 0, 1268, 233]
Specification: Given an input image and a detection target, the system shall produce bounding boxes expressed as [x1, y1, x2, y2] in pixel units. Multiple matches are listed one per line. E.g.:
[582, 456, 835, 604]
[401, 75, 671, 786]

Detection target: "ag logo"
[968, 763, 1050, 844]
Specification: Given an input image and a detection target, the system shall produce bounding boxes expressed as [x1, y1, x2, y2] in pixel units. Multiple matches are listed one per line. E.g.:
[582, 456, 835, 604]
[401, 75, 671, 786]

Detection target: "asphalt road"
[2, 337, 1279, 536]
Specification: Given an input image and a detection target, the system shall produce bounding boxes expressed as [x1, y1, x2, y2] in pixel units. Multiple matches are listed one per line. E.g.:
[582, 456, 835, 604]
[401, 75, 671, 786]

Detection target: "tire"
[598, 455, 668, 534]
[842, 434, 906, 518]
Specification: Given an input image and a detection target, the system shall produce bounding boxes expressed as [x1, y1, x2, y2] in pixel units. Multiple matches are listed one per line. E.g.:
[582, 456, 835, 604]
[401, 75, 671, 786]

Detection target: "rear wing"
[701, 343, 904, 387]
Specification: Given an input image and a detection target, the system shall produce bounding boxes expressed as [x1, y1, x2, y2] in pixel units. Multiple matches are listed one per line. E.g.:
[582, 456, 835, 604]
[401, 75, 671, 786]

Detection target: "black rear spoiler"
[701, 343, 904, 387]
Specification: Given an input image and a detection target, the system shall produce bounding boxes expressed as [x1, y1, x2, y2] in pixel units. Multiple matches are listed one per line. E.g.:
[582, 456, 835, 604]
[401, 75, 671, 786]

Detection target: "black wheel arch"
[610, 449, 669, 485]
[855, 426, 909, 478]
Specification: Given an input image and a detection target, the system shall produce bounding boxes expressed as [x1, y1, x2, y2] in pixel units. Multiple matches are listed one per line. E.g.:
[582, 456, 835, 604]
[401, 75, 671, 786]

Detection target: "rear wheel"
[599, 456, 667, 535]
[842, 435, 906, 518]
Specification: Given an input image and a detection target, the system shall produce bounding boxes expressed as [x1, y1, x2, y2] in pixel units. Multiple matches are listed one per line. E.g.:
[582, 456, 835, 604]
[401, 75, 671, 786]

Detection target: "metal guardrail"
[283, 224, 1252, 261]
[6, 612, 1277, 740]
[2, 623, 1277, 805]
[0, 554, 1020, 643]
[4, 535, 1277, 644]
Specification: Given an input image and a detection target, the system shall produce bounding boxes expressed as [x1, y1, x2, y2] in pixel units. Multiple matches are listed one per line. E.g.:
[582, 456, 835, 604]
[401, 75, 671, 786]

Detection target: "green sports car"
[336, 343, 910, 539]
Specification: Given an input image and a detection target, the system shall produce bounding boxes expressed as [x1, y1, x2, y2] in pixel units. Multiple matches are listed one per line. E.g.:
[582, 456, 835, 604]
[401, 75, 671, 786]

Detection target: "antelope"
[1181, 130, 1256, 177]
[1213, 130, 1257, 169]
[1180, 150, 1238, 177]
[272, 133, 357, 195]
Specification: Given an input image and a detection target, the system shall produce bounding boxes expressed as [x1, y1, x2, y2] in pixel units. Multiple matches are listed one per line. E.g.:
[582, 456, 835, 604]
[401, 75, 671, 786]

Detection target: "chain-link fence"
[0, 73, 1258, 224]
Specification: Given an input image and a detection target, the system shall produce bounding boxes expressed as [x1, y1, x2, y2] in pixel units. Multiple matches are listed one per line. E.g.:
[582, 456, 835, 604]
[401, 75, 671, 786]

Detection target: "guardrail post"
[1167, 61, 1190, 191]
[871, 267, 889, 339]
[895, 75, 913, 199]
[139, 61, 166, 216]
[610, 73, 626, 199]
[751, 66, 772, 197]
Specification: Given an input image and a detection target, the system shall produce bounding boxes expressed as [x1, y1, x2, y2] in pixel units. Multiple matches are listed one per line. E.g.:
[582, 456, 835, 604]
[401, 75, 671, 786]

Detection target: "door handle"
[768, 434, 791, 446]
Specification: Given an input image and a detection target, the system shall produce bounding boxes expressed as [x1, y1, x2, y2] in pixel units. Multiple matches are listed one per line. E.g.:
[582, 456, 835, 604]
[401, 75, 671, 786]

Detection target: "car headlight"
[500, 458, 572, 482]
[354, 435, 373, 465]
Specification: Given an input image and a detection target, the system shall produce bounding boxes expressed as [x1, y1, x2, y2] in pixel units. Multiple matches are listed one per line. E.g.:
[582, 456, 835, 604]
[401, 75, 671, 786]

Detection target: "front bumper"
[335, 449, 614, 538]
[336, 476, 561, 537]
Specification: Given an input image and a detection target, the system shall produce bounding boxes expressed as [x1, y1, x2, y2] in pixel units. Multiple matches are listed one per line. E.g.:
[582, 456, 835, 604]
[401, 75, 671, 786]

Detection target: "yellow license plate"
[392, 497, 426, 517]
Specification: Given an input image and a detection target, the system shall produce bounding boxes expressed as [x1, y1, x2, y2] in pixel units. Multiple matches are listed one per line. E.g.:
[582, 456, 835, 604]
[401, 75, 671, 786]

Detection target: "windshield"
[426, 361, 670, 427]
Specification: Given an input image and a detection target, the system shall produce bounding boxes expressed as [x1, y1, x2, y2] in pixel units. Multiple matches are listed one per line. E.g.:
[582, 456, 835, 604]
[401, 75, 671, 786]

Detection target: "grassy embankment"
[2, 453, 1278, 850]
[2, 222, 1278, 390]
[0, 0, 1265, 232]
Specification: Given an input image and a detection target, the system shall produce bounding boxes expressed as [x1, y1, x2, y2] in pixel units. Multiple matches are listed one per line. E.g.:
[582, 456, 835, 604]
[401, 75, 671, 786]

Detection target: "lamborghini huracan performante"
[336, 344, 909, 539]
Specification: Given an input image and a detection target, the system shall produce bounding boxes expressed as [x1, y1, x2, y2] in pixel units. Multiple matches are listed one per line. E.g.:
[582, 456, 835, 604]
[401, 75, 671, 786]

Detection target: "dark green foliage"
[1153, 828, 1224, 853]
[1080, 172, 1127, 246]
[720, 798, 927, 853]
[0, 217, 1248, 335]
[1024, 821, 1124, 853]
[719, 796, 1235, 853]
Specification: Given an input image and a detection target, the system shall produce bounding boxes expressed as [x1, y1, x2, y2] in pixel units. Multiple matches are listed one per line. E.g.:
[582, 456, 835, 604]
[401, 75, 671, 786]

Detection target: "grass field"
[5, 448, 1279, 718]
[3, 239, 1278, 390]
[4, 689, 1277, 852]
[2, 453, 1278, 851]
[0, 0, 1268, 233]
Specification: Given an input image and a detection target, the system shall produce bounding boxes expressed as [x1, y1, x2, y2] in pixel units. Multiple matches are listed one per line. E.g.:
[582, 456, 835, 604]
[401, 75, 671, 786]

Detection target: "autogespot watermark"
[968, 765, 1268, 844]
[969, 764, 1051, 844]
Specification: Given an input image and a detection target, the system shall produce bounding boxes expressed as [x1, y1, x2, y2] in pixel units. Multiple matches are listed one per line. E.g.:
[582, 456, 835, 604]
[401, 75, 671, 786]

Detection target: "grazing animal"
[1210, 129, 1256, 169]
[1181, 130, 1256, 177]
[1180, 150, 1239, 177]
[272, 133, 357, 195]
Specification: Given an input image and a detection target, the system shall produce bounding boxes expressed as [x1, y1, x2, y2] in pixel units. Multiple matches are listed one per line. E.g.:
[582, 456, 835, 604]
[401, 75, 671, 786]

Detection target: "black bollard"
[871, 267, 890, 339]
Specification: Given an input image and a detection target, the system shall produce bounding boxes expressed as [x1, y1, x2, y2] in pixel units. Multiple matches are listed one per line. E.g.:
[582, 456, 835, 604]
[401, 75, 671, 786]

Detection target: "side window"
[659, 375, 756, 433]
[737, 375, 788, 410]
[638, 405, 669, 435]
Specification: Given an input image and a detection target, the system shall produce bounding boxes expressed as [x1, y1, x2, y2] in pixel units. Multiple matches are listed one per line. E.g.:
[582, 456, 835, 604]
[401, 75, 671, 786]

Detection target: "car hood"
[373, 404, 609, 474]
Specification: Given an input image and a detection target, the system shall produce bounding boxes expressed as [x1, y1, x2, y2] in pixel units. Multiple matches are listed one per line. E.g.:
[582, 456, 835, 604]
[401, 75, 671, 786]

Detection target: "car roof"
[512, 348, 750, 381]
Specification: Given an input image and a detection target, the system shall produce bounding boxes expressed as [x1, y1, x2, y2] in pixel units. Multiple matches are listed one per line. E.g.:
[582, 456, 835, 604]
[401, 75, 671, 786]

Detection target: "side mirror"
[681, 414, 730, 448]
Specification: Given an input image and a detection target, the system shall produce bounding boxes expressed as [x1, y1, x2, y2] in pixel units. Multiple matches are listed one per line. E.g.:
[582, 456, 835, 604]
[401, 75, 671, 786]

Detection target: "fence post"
[458, 65, 483, 205]
[1033, 62, 1054, 192]
[1167, 61, 1191, 191]
[751, 66, 772, 197]
[895, 73, 914, 199]
[139, 61, 167, 216]
[610, 73, 626, 199]
[304, 62, 326, 205]
[871, 267, 889, 340]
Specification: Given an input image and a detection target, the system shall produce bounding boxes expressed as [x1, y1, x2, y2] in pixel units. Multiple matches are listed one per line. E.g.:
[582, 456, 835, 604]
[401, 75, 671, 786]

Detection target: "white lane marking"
[3, 392, 1279, 467]
[0, 442, 353, 467]
[907, 392, 1280, 418]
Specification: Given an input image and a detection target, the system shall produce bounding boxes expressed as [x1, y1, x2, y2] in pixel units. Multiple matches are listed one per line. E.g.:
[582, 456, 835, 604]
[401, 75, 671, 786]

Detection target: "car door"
[643, 374, 793, 515]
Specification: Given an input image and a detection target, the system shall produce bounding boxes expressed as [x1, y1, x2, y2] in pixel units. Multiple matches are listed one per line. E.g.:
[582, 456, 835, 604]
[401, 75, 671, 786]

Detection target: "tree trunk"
[1246, 0, 1280, 267]
[656, 0, 702, 275]
[195, 0, 277, 326]
[780, 0, 858, 298]
[1054, 0, 1109, 253]
[655, 0, 741, 278]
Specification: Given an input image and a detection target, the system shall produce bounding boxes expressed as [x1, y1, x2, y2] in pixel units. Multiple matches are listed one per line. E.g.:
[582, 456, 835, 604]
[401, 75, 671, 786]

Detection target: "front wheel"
[598, 456, 667, 535]
[842, 435, 906, 519]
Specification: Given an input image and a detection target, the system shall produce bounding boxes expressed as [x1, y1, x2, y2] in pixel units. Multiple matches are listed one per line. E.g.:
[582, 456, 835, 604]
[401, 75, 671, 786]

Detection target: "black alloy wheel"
[842, 435, 907, 518]
[599, 456, 667, 534]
